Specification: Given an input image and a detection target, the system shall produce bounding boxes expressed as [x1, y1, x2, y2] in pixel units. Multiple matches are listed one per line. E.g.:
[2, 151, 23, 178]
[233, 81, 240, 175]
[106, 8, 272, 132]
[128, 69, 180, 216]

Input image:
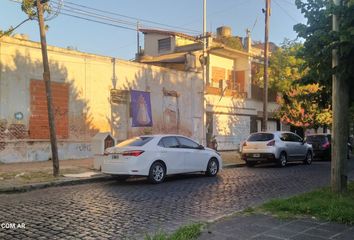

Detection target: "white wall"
[0, 36, 203, 163]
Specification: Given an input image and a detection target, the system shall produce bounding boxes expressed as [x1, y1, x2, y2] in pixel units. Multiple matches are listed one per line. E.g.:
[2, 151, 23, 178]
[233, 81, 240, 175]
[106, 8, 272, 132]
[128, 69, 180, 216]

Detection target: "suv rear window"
[248, 133, 274, 142]
[117, 137, 153, 147]
[306, 135, 328, 143]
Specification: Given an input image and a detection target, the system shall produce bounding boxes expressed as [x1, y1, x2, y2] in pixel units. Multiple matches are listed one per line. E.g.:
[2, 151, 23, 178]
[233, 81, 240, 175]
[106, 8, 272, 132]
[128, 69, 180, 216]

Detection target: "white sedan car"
[102, 134, 222, 183]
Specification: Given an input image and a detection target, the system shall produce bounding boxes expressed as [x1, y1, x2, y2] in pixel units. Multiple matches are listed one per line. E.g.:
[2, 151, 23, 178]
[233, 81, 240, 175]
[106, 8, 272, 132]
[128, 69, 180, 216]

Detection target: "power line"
[54, 0, 200, 34]
[54, 3, 183, 32]
[8, 0, 198, 35]
[50, 2, 137, 27]
[9, 0, 201, 34]
[273, 0, 299, 23]
[59, 12, 137, 31]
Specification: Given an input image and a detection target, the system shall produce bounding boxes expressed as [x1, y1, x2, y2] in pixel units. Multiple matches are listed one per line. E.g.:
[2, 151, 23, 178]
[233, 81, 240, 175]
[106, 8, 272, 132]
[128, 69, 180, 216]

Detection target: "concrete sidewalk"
[0, 158, 110, 193]
[199, 213, 354, 240]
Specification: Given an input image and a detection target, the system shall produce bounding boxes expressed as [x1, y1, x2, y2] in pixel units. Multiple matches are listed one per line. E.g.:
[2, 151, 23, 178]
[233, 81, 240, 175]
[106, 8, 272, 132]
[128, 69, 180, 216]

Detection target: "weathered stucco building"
[0, 35, 203, 163]
[138, 26, 282, 150]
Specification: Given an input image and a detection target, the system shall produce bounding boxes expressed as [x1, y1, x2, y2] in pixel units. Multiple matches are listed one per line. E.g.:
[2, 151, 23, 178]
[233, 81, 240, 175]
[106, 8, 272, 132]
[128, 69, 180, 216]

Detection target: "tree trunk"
[36, 0, 60, 177]
[331, 0, 348, 193]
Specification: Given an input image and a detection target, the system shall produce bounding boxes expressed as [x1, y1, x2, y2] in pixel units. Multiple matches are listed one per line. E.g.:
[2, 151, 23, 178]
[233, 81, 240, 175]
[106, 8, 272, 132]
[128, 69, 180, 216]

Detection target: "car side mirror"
[197, 144, 205, 150]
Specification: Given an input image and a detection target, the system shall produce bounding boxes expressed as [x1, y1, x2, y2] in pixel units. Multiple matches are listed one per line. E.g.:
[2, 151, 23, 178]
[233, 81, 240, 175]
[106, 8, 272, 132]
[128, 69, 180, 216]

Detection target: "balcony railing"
[205, 86, 247, 98]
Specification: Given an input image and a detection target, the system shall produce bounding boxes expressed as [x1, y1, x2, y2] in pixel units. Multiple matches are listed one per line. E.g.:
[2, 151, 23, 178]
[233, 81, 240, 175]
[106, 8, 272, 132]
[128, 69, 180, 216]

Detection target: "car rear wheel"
[303, 151, 313, 165]
[277, 152, 287, 167]
[205, 158, 219, 177]
[148, 161, 166, 184]
[246, 161, 255, 167]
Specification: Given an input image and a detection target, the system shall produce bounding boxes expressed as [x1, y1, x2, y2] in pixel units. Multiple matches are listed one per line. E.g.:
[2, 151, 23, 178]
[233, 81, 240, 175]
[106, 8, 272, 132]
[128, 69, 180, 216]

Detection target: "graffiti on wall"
[130, 90, 153, 127]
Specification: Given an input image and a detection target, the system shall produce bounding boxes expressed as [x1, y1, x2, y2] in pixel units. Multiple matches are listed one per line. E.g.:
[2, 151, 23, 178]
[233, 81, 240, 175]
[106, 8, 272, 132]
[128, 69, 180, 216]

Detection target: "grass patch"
[259, 181, 354, 224]
[145, 223, 204, 240]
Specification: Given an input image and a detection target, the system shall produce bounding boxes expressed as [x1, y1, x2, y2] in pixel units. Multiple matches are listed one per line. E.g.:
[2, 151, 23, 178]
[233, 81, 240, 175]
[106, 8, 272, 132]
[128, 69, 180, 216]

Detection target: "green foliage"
[294, 0, 354, 105]
[218, 36, 244, 50]
[270, 40, 306, 92]
[21, 0, 51, 19]
[252, 40, 305, 93]
[145, 223, 203, 240]
[260, 181, 354, 224]
[0, 28, 14, 37]
[21, 0, 37, 18]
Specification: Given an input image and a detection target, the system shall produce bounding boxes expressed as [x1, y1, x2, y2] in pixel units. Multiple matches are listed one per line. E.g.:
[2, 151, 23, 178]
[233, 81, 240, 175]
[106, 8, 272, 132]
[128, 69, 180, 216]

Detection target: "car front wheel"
[303, 151, 313, 165]
[205, 158, 219, 177]
[148, 162, 166, 184]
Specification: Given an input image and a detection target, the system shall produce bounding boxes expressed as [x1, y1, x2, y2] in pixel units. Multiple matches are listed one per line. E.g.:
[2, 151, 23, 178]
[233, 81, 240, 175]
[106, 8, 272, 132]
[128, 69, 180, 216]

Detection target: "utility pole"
[36, 0, 59, 177]
[202, 0, 207, 145]
[262, 0, 270, 132]
[331, 0, 348, 193]
[136, 21, 140, 56]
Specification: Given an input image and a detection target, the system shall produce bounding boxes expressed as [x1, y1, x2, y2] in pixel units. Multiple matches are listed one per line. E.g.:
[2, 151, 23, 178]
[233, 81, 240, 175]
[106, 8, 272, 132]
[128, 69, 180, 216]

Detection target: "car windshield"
[116, 137, 153, 147]
[248, 133, 274, 142]
[306, 135, 327, 143]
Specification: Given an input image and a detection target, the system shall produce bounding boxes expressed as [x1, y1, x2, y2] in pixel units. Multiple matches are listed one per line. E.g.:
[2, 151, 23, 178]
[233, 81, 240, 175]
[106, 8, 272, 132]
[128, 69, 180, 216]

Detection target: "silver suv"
[241, 131, 313, 167]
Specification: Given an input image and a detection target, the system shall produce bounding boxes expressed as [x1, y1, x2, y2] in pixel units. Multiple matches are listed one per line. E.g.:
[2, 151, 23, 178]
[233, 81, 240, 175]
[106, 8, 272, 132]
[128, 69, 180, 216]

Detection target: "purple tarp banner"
[130, 90, 153, 127]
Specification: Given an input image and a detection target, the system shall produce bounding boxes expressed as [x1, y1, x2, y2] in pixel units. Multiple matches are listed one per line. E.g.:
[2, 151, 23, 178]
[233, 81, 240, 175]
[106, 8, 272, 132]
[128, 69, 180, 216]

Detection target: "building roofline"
[139, 28, 197, 41]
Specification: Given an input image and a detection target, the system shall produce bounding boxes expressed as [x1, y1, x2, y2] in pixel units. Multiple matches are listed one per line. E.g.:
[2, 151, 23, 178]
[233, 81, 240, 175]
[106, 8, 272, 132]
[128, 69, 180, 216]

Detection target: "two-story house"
[137, 26, 282, 150]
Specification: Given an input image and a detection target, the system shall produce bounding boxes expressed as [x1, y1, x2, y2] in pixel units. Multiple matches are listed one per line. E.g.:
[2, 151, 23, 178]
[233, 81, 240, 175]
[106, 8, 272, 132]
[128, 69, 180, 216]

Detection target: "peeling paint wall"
[0, 36, 203, 163]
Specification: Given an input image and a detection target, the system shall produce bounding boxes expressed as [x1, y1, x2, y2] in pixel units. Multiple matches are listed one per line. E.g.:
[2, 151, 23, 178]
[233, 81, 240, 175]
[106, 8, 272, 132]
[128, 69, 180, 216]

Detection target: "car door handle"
[161, 151, 167, 153]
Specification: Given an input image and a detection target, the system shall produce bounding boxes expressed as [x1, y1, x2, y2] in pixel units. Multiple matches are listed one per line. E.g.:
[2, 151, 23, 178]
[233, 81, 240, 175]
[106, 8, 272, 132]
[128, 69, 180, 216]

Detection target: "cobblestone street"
[0, 161, 353, 239]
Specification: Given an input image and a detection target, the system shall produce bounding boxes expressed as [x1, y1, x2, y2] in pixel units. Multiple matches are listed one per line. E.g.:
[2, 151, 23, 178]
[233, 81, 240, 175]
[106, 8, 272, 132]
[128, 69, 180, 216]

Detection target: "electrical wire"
[273, 0, 300, 23]
[59, 12, 137, 31]
[8, 0, 199, 35]
[0, 18, 31, 39]
[52, 0, 201, 34]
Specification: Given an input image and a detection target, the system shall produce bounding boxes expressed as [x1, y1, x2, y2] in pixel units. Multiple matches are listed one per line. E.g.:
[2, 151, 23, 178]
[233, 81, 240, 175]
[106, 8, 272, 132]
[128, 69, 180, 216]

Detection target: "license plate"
[253, 153, 260, 158]
[112, 154, 119, 159]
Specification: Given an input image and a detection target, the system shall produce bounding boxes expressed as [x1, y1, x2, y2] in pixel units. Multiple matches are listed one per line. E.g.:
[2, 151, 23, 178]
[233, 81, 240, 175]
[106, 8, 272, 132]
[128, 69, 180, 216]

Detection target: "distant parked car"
[241, 131, 313, 167]
[305, 134, 331, 161]
[305, 134, 352, 160]
[101, 134, 222, 183]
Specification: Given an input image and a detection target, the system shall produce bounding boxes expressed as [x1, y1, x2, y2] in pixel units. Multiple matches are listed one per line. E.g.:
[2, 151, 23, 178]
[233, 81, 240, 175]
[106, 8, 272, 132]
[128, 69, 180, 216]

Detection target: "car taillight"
[322, 142, 330, 148]
[267, 140, 275, 146]
[122, 150, 144, 157]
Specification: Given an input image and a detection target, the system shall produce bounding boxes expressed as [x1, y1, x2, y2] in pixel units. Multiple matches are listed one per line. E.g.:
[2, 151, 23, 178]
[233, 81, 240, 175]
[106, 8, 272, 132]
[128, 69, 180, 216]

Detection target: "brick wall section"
[29, 80, 69, 139]
[8, 124, 28, 139]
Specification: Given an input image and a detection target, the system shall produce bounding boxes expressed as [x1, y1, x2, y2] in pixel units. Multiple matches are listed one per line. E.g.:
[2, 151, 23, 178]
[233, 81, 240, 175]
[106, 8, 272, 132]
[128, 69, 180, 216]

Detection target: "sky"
[0, 0, 306, 60]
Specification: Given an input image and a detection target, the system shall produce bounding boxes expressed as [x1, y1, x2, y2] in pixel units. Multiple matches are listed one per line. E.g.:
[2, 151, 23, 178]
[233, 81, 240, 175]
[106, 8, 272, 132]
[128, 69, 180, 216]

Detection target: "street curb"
[0, 174, 114, 194]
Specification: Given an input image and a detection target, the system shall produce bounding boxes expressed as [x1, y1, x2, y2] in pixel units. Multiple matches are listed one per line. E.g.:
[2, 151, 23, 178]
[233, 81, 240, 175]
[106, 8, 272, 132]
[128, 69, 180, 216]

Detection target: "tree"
[252, 40, 305, 93]
[294, 0, 354, 103]
[294, 0, 354, 193]
[21, 0, 60, 177]
[276, 83, 332, 130]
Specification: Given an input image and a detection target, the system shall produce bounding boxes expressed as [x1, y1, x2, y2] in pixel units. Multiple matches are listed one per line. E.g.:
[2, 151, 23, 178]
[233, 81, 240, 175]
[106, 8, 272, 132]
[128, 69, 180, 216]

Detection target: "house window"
[158, 38, 171, 52]
[212, 66, 225, 88]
